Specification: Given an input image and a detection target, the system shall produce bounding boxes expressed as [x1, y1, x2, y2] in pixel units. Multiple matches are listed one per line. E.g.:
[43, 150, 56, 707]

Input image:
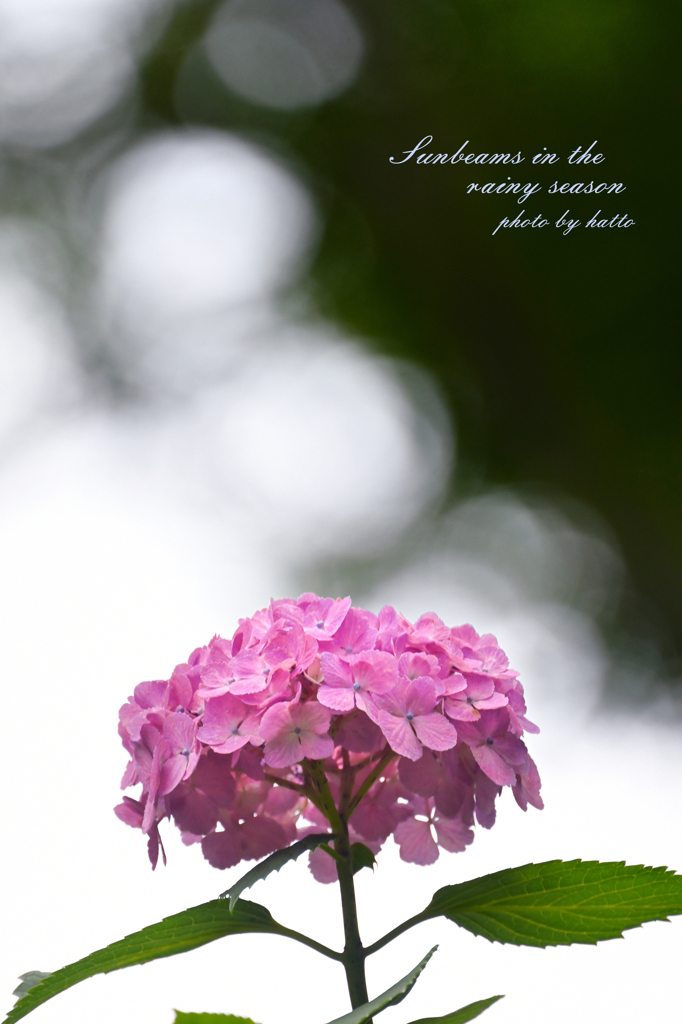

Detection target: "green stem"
[336, 821, 370, 1010]
[275, 924, 345, 962]
[263, 772, 327, 817]
[304, 759, 370, 1012]
[347, 745, 396, 818]
[363, 912, 427, 957]
[303, 759, 344, 833]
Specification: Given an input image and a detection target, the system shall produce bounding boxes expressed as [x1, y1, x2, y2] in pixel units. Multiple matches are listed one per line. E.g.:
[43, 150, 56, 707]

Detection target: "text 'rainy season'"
[390, 137, 634, 235]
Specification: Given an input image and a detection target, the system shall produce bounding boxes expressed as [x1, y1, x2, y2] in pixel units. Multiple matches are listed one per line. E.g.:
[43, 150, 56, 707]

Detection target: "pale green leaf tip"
[12, 973, 52, 1001]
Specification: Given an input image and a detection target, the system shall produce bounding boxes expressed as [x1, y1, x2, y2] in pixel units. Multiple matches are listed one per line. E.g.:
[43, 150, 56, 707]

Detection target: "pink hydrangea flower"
[115, 595, 541, 876]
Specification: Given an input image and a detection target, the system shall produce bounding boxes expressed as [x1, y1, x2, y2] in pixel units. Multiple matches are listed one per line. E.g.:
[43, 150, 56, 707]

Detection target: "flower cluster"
[115, 595, 542, 877]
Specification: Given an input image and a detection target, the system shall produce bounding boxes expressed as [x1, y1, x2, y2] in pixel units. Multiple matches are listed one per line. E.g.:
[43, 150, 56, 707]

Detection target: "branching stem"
[275, 924, 345, 962]
[363, 913, 428, 957]
[347, 745, 396, 818]
[263, 772, 326, 817]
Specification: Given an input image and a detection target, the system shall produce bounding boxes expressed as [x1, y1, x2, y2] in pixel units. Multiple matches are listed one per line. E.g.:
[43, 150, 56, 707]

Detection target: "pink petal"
[147, 824, 164, 870]
[317, 684, 356, 712]
[461, 676, 496, 701]
[300, 732, 335, 761]
[169, 668, 194, 709]
[230, 651, 271, 694]
[476, 692, 509, 711]
[308, 844, 339, 883]
[133, 680, 170, 709]
[434, 815, 474, 853]
[474, 772, 501, 829]
[349, 651, 399, 694]
[514, 754, 543, 811]
[404, 678, 438, 716]
[168, 786, 219, 835]
[263, 786, 301, 815]
[398, 750, 444, 797]
[180, 831, 203, 846]
[323, 597, 353, 634]
[191, 751, 237, 806]
[470, 743, 517, 787]
[394, 817, 439, 864]
[305, 597, 352, 640]
[258, 701, 292, 740]
[319, 652, 353, 688]
[350, 798, 403, 843]
[441, 671, 468, 696]
[200, 693, 246, 745]
[398, 652, 441, 680]
[444, 698, 481, 722]
[357, 690, 382, 724]
[325, 607, 379, 655]
[239, 816, 288, 860]
[412, 712, 457, 751]
[377, 711, 423, 760]
[163, 714, 197, 754]
[120, 758, 137, 789]
[133, 742, 153, 787]
[263, 731, 305, 768]
[291, 701, 332, 734]
[114, 797, 143, 829]
[334, 712, 383, 753]
[210, 731, 253, 754]
[159, 753, 189, 796]
[374, 688, 406, 717]
[232, 744, 265, 780]
[201, 825, 243, 869]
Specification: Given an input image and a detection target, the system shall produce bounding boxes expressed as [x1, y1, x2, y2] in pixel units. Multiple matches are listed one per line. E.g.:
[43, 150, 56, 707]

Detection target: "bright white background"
[1, 3, 681, 1023]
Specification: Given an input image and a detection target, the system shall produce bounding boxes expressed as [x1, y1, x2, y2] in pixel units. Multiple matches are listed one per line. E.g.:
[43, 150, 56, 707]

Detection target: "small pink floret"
[260, 701, 334, 768]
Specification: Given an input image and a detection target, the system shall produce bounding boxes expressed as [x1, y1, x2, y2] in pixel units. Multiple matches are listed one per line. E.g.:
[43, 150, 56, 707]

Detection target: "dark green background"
[141, 0, 681, 687]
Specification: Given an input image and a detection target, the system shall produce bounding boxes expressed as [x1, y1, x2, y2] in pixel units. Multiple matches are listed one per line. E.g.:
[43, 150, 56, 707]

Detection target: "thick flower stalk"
[116, 595, 542, 877]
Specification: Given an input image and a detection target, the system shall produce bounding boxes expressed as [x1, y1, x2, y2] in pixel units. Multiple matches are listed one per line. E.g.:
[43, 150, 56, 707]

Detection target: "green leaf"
[173, 1014, 260, 1024]
[351, 843, 376, 876]
[407, 994, 504, 1024]
[220, 833, 334, 909]
[323, 947, 438, 1024]
[424, 860, 682, 947]
[3, 899, 301, 1023]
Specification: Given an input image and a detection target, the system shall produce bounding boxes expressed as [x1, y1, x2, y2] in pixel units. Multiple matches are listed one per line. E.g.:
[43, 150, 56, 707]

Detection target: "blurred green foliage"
[141, 0, 681, 677]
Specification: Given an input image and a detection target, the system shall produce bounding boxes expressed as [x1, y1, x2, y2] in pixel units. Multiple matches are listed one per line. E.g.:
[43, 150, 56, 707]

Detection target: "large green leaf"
[220, 833, 334, 909]
[407, 994, 504, 1023]
[424, 860, 682, 947]
[323, 947, 437, 1024]
[173, 1014, 260, 1023]
[4, 898, 330, 1024]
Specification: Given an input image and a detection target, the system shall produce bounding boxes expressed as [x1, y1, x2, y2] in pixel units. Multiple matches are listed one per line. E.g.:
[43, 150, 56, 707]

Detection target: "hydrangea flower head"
[116, 595, 542, 875]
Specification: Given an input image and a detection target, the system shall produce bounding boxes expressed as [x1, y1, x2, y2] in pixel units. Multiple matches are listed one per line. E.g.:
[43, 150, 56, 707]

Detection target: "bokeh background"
[2, 1, 681, 1022]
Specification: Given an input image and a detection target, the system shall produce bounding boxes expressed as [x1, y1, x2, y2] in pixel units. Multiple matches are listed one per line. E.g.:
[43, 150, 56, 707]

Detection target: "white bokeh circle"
[205, 0, 364, 110]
